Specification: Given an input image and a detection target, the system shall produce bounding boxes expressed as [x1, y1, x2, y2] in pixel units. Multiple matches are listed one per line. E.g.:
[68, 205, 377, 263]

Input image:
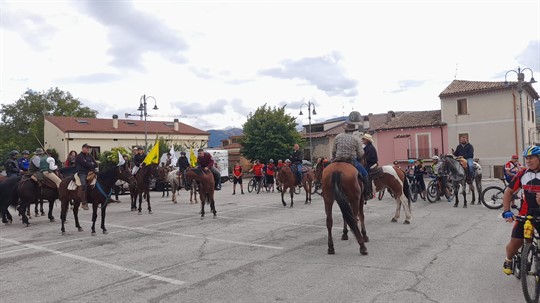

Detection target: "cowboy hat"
[34, 148, 44, 155]
[361, 133, 374, 143]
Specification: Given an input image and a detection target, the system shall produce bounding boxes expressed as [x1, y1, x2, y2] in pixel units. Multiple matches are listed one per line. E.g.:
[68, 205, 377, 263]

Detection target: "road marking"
[0, 237, 185, 285]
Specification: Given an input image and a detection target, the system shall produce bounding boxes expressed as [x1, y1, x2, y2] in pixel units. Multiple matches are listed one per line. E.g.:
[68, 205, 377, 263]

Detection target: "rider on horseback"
[39, 151, 62, 188]
[197, 149, 221, 190]
[361, 133, 378, 200]
[4, 150, 21, 177]
[76, 143, 97, 210]
[453, 136, 475, 178]
[332, 123, 368, 195]
[132, 146, 146, 175]
[289, 144, 303, 186]
[176, 151, 190, 187]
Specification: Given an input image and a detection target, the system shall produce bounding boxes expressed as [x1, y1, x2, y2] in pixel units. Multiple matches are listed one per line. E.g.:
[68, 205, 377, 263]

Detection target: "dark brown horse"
[322, 162, 368, 255]
[277, 165, 314, 206]
[16, 176, 59, 225]
[186, 168, 215, 219]
[131, 163, 158, 214]
[59, 165, 135, 235]
[372, 165, 412, 224]
[0, 176, 21, 224]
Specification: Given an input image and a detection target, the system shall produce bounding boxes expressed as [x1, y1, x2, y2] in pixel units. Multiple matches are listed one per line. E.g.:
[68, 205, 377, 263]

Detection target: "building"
[439, 80, 540, 176]
[44, 115, 209, 161]
[221, 135, 251, 173]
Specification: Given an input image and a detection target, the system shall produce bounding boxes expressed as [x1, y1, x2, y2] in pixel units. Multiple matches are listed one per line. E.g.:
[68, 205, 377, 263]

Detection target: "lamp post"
[125, 94, 158, 152]
[505, 67, 537, 152]
[299, 100, 317, 165]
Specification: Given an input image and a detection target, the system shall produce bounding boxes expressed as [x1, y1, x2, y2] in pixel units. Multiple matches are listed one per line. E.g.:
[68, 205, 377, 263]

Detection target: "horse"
[276, 165, 314, 207]
[322, 162, 368, 255]
[59, 164, 135, 235]
[131, 163, 159, 214]
[157, 165, 171, 198]
[371, 165, 412, 224]
[441, 155, 483, 208]
[16, 174, 60, 225]
[186, 167, 216, 219]
[167, 169, 198, 204]
[0, 176, 21, 224]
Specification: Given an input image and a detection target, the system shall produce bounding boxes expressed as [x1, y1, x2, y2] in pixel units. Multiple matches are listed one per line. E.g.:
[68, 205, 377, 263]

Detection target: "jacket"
[363, 142, 378, 169]
[332, 133, 364, 162]
[454, 143, 474, 159]
[4, 159, 20, 176]
[176, 156, 190, 170]
[197, 152, 214, 168]
[289, 150, 303, 165]
[75, 152, 97, 174]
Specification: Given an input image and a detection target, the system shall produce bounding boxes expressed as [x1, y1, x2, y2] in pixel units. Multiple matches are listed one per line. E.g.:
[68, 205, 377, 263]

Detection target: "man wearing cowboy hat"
[28, 148, 45, 174]
[361, 133, 378, 200]
[76, 143, 97, 210]
[332, 123, 368, 191]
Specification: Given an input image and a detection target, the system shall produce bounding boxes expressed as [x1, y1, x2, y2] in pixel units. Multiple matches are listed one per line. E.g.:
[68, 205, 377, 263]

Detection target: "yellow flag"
[143, 142, 160, 165]
[190, 148, 197, 167]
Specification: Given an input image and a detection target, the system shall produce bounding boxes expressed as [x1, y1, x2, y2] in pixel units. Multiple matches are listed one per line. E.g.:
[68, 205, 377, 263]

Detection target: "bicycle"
[481, 178, 521, 210]
[426, 174, 454, 203]
[406, 175, 425, 202]
[247, 175, 265, 194]
[514, 214, 540, 303]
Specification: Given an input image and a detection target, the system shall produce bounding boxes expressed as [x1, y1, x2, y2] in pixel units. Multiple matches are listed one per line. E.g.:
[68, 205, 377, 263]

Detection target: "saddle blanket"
[68, 174, 97, 190]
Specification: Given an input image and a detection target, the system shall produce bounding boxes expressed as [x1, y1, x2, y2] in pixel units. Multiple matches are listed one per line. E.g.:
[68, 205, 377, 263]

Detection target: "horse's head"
[441, 155, 464, 180]
[119, 164, 137, 187]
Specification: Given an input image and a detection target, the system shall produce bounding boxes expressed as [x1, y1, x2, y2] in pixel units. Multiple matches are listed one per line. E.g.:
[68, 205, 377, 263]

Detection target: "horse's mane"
[98, 166, 119, 185]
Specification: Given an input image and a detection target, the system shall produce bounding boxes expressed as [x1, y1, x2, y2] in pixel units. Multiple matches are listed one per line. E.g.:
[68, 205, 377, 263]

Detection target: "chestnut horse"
[277, 165, 314, 207]
[59, 165, 135, 235]
[186, 168, 216, 219]
[322, 162, 368, 255]
[371, 165, 412, 224]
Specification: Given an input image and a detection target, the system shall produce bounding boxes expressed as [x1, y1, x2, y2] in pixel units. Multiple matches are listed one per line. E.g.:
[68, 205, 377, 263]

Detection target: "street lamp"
[125, 94, 158, 152]
[505, 67, 537, 151]
[299, 100, 317, 165]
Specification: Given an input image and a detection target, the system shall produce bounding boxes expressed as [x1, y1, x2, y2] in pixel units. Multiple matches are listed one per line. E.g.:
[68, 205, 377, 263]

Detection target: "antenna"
[454, 63, 459, 79]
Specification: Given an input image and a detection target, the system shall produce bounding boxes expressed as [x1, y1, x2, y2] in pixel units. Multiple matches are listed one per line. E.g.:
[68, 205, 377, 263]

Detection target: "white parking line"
[0, 237, 185, 285]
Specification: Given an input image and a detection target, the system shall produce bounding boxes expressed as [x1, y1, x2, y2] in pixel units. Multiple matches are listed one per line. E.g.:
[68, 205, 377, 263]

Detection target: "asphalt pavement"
[0, 180, 526, 303]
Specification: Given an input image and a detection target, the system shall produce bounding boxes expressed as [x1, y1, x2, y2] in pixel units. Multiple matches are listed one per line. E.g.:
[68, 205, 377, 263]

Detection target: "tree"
[240, 104, 304, 163]
[0, 88, 98, 164]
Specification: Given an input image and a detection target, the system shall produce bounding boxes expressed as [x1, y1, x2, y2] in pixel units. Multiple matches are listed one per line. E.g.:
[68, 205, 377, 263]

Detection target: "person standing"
[4, 150, 21, 177]
[232, 160, 244, 195]
[18, 150, 30, 172]
[132, 146, 146, 175]
[64, 150, 77, 168]
[75, 143, 97, 210]
[197, 148, 221, 190]
[289, 144, 303, 186]
[453, 136, 475, 177]
[504, 155, 523, 183]
[265, 159, 276, 192]
[361, 133, 378, 200]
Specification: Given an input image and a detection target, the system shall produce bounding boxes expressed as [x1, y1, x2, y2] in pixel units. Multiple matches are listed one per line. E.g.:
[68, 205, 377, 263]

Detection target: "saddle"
[456, 157, 468, 169]
[68, 172, 97, 190]
[25, 172, 57, 189]
[368, 167, 384, 180]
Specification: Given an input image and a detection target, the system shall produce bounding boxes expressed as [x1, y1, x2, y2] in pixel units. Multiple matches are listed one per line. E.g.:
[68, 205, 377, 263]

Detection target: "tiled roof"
[377, 110, 445, 130]
[439, 80, 540, 99]
[45, 116, 209, 136]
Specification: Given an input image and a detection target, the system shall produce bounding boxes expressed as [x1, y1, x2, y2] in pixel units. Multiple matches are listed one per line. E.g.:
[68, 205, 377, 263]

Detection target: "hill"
[207, 128, 243, 148]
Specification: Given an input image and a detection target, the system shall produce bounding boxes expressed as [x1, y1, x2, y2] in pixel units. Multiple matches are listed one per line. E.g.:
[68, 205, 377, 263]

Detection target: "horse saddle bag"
[368, 167, 384, 180]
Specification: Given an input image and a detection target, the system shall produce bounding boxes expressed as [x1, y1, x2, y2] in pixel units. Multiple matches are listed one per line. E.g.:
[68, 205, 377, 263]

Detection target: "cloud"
[59, 73, 122, 84]
[75, 1, 189, 71]
[188, 67, 214, 80]
[172, 98, 251, 117]
[385, 80, 426, 93]
[516, 40, 540, 72]
[259, 52, 358, 97]
[0, 5, 57, 50]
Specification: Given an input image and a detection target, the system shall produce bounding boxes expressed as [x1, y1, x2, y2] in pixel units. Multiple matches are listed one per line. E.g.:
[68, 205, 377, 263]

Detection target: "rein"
[95, 181, 113, 204]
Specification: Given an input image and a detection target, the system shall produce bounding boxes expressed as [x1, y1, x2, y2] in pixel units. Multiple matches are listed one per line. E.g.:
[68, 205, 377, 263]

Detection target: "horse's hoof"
[404, 220, 411, 224]
[453, 204, 458, 208]
[61, 231, 66, 235]
[282, 202, 286, 207]
[41, 212, 45, 216]
[391, 218, 398, 223]
[103, 230, 108, 234]
[78, 227, 84, 232]
[91, 232, 96, 236]
[138, 212, 142, 215]
[50, 219, 55, 222]
[25, 223, 30, 227]
[290, 205, 293, 208]
[364, 236, 369, 242]
[148, 211, 153, 214]
[213, 214, 217, 219]
[341, 234, 348, 241]
[360, 249, 368, 256]
[34, 213, 40, 217]
[463, 205, 467, 208]
[328, 248, 335, 255]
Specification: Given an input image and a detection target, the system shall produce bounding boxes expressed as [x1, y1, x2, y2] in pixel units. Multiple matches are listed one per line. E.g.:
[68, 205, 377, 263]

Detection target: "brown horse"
[371, 165, 412, 224]
[277, 165, 314, 207]
[131, 163, 158, 214]
[59, 165, 135, 235]
[322, 162, 367, 255]
[186, 168, 215, 219]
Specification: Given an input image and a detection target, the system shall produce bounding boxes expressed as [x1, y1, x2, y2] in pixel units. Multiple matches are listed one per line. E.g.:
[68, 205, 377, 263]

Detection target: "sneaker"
[232, 192, 236, 195]
[81, 202, 89, 210]
[503, 259, 513, 275]
[241, 191, 245, 195]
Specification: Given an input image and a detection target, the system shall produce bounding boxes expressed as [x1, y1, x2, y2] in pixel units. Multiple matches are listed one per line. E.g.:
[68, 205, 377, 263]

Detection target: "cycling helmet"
[285, 159, 291, 163]
[523, 146, 540, 157]
[408, 159, 414, 164]
[10, 150, 19, 157]
[269, 159, 274, 163]
[432, 156, 439, 160]
[22, 150, 29, 155]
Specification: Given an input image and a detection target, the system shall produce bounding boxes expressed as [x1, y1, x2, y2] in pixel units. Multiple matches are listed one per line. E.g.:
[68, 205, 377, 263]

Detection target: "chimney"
[386, 110, 395, 123]
[173, 118, 179, 131]
[363, 115, 370, 130]
[112, 114, 118, 129]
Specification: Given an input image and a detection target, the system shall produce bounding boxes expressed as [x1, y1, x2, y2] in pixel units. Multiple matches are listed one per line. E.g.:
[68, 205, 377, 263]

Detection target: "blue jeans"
[294, 164, 302, 184]
[352, 159, 368, 177]
[466, 158, 474, 177]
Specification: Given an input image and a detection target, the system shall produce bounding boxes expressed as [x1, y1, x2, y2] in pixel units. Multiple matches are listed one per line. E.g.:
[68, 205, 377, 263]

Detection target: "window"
[89, 146, 100, 159]
[457, 99, 468, 115]
[76, 119, 89, 124]
[416, 133, 430, 159]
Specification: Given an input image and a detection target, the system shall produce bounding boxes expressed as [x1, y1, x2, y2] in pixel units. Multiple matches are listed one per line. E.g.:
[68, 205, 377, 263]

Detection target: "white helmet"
[432, 156, 439, 160]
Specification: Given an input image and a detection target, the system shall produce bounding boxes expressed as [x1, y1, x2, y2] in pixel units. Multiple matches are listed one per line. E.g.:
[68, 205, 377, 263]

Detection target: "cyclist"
[431, 156, 451, 202]
[504, 154, 523, 183]
[502, 146, 540, 275]
[248, 160, 264, 194]
[413, 159, 427, 200]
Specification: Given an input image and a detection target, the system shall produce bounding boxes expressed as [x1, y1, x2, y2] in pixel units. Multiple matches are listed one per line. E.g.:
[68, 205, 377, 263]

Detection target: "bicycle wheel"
[426, 182, 439, 203]
[445, 183, 455, 200]
[378, 189, 385, 200]
[480, 186, 504, 209]
[411, 183, 418, 202]
[521, 242, 540, 303]
[247, 179, 255, 193]
[255, 181, 261, 194]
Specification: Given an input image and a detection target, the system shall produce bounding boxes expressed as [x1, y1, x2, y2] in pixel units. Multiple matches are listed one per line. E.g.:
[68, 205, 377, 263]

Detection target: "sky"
[1, 0, 539, 131]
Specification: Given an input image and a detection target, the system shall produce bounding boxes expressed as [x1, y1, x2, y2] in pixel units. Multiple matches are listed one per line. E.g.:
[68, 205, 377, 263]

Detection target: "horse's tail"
[332, 171, 360, 236]
[402, 176, 411, 206]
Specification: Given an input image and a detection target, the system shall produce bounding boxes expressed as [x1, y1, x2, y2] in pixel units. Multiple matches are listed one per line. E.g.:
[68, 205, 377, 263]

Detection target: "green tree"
[240, 104, 303, 163]
[98, 146, 131, 171]
[0, 88, 98, 163]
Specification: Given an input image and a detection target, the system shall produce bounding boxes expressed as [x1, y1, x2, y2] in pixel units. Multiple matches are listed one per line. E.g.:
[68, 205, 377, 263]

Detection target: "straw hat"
[361, 133, 374, 143]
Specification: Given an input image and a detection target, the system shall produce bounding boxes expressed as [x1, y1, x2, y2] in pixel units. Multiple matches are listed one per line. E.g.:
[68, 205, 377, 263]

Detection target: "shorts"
[254, 176, 263, 182]
[233, 176, 242, 185]
[266, 175, 274, 184]
[512, 220, 540, 239]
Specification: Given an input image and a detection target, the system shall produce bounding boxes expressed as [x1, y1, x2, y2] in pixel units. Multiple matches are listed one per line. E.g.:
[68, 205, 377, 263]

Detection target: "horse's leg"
[347, 191, 367, 255]
[289, 187, 294, 208]
[60, 199, 68, 234]
[211, 193, 216, 218]
[137, 192, 143, 214]
[200, 192, 205, 219]
[400, 195, 412, 224]
[325, 200, 335, 254]
[392, 197, 401, 223]
[18, 202, 30, 226]
[101, 203, 108, 234]
[171, 183, 177, 203]
[73, 202, 83, 232]
[40, 199, 45, 216]
[462, 183, 468, 208]
[48, 199, 55, 222]
[34, 199, 40, 217]
[146, 189, 152, 214]
[281, 189, 287, 207]
[341, 221, 349, 240]
[91, 202, 98, 235]
[358, 202, 369, 242]
[453, 183, 460, 207]
[469, 182, 476, 205]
